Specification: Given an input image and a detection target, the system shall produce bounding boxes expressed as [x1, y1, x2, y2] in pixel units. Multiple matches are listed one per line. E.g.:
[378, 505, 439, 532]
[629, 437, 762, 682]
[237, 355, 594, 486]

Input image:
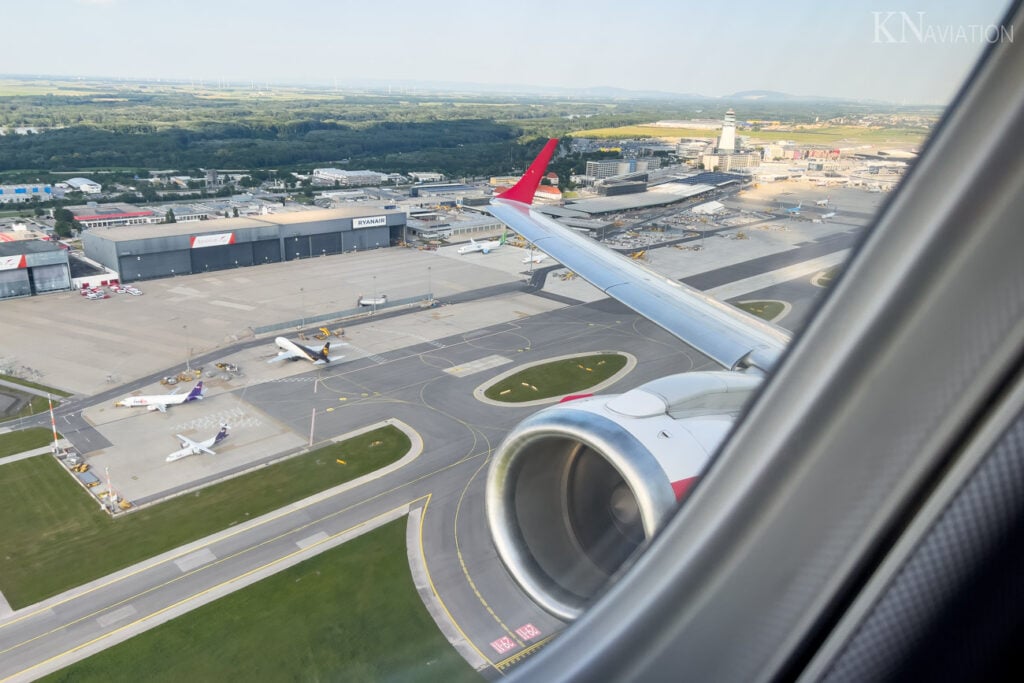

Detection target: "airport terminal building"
[82, 207, 405, 282]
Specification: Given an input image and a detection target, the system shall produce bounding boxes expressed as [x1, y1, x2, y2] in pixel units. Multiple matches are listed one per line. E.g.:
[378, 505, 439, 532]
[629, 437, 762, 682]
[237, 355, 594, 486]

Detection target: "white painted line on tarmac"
[296, 531, 329, 550]
[445, 355, 512, 378]
[174, 548, 216, 573]
[95, 604, 137, 629]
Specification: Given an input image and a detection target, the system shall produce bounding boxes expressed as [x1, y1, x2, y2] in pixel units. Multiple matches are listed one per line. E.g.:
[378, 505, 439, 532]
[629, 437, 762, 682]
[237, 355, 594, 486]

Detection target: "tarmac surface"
[0, 182, 884, 679]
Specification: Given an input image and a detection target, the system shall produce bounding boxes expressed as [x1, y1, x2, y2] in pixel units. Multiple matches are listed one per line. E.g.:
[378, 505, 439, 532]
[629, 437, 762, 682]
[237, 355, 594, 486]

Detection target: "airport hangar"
[81, 207, 406, 282]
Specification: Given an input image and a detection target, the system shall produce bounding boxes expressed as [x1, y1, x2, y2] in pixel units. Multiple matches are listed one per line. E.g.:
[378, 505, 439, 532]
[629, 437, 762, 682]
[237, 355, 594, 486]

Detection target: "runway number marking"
[515, 623, 542, 641]
[490, 636, 517, 654]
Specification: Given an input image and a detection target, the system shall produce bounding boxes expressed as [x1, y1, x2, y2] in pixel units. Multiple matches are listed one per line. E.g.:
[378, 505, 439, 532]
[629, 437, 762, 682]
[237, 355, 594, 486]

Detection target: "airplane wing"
[267, 350, 301, 363]
[151, 403, 167, 413]
[487, 139, 789, 373]
[175, 435, 197, 448]
[488, 198, 790, 373]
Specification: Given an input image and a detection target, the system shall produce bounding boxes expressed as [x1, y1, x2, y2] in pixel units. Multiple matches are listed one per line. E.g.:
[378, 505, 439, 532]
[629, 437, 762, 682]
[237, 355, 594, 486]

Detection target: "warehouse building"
[0, 241, 72, 299]
[82, 207, 404, 282]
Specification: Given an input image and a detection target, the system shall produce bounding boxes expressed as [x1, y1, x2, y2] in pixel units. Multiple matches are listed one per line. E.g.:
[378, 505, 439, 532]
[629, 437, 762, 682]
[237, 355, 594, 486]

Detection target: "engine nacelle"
[486, 371, 761, 621]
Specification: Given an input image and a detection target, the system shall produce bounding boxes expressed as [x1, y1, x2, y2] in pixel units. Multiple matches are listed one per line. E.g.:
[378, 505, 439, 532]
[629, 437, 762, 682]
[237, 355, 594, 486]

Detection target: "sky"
[1, 0, 1014, 104]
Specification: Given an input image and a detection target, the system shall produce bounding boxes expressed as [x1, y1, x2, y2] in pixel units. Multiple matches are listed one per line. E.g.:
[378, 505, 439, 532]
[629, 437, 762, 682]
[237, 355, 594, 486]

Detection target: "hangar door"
[190, 243, 253, 272]
[29, 264, 70, 293]
[252, 239, 281, 264]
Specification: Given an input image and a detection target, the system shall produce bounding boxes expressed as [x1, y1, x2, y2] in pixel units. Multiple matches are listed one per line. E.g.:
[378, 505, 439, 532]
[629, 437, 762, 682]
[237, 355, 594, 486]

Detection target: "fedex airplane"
[166, 425, 229, 462]
[115, 382, 203, 412]
[457, 230, 507, 254]
[268, 337, 338, 364]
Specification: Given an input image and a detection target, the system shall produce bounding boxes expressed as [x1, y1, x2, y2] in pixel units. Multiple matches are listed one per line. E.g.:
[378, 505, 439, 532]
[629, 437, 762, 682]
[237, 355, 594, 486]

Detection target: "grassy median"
[0, 424, 410, 609]
[0, 427, 55, 457]
[484, 353, 628, 403]
[735, 300, 786, 321]
[40, 518, 479, 682]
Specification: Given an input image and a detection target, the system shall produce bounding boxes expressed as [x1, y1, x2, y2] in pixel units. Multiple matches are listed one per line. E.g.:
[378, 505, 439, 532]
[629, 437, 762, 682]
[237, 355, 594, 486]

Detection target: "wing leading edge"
[489, 140, 790, 373]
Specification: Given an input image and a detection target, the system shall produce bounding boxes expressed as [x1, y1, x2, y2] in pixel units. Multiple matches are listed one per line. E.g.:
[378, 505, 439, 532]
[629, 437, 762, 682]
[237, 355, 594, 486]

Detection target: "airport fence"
[251, 293, 432, 335]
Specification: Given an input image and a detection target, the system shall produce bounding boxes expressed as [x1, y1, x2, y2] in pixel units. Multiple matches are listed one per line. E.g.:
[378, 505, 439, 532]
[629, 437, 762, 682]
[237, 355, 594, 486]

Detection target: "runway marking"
[494, 635, 558, 671]
[174, 548, 216, 573]
[296, 531, 329, 549]
[490, 636, 517, 654]
[444, 355, 512, 378]
[95, 605, 136, 629]
[515, 623, 542, 641]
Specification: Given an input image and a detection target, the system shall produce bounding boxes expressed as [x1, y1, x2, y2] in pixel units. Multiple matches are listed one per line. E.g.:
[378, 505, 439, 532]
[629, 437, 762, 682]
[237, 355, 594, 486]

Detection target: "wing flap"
[489, 199, 790, 372]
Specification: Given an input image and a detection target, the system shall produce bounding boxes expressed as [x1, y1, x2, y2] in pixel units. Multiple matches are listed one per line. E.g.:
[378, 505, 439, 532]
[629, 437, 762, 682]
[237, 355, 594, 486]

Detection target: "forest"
[0, 78, 939, 182]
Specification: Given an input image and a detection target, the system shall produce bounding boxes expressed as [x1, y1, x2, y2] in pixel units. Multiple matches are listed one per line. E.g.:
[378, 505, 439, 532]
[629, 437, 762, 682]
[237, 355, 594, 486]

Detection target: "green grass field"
[574, 124, 927, 147]
[40, 518, 480, 683]
[816, 266, 840, 287]
[0, 427, 56, 458]
[0, 425, 410, 609]
[735, 300, 786, 321]
[484, 353, 628, 402]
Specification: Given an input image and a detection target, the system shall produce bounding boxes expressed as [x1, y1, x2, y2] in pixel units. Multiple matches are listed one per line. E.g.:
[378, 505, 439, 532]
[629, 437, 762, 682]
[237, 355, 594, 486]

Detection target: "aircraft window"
[0, 2, 1014, 682]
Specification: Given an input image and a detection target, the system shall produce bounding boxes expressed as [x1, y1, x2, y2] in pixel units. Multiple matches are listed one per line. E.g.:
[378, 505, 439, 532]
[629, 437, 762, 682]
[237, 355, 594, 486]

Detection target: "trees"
[164, 209, 176, 223]
[53, 208, 78, 238]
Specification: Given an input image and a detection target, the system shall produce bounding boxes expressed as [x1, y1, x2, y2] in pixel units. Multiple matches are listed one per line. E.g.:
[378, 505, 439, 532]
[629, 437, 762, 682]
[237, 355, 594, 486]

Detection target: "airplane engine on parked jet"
[485, 371, 762, 622]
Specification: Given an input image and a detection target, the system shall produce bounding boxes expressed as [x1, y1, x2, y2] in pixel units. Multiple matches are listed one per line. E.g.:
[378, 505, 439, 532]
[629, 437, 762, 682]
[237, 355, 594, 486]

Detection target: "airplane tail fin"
[499, 229, 507, 245]
[186, 382, 204, 401]
[214, 425, 230, 445]
[496, 139, 559, 205]
[321, 342, 330, 358]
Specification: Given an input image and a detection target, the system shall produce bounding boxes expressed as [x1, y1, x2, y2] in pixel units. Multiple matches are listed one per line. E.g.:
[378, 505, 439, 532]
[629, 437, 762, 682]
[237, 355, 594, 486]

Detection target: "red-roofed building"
[534, 185, 563, 204]
[69, 205, 159, 229]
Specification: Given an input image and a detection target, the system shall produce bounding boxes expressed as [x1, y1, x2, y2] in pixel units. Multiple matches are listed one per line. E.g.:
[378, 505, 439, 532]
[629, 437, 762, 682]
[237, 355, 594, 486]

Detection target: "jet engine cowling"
[485, 371, 762, 622]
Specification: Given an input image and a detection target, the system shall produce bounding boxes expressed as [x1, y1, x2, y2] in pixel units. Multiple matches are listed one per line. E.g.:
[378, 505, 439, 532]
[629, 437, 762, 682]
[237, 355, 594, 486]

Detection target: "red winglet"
[496, 138, 559, 205]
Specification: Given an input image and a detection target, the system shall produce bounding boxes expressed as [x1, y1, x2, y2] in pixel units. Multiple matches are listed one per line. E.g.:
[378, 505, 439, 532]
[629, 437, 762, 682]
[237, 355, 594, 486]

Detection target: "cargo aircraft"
[115, 382, 204, 412]
[268, 337, 338, 364]
[166, 425, 229, 462]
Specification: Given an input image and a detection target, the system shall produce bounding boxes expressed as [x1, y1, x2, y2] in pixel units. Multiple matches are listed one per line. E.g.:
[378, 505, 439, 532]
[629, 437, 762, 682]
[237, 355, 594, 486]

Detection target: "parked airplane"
[783, 201, 803, 214]
[115, 382, 204, 412]
[166, 425, 229, 462]
[523, 252, 548, 264]
[457, 230, 507, 254]
[815, 197, 830, 207]
[821, 210, 837, 220]
[268, 337, 338, 364]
